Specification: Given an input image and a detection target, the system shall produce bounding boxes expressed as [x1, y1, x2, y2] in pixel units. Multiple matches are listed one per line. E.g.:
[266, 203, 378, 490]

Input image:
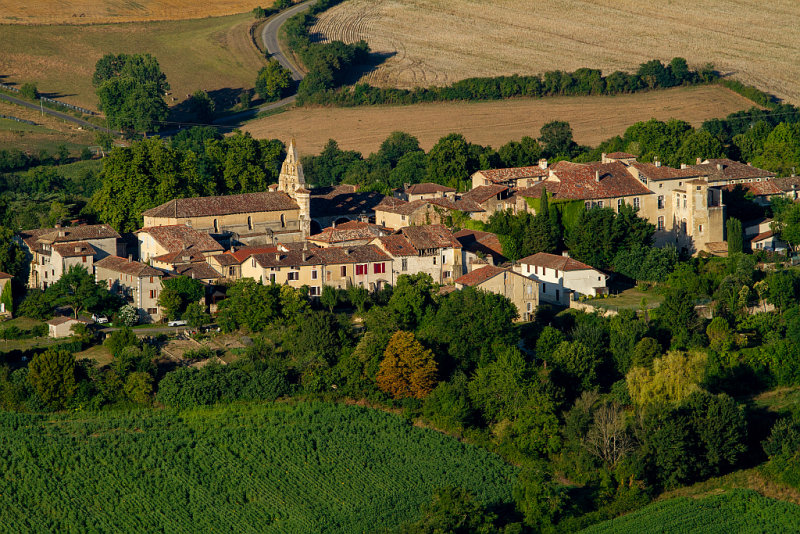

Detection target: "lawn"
[0, 13, 265, 113]
[0, 401, 517, 532]
[583, 287, 664, 312]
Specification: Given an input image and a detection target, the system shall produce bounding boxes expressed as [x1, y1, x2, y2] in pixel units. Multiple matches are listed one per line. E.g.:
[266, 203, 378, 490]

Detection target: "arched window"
[280, 214, 285, 228]
[247, 216, 253, 231]
[213, 219, 219, 233]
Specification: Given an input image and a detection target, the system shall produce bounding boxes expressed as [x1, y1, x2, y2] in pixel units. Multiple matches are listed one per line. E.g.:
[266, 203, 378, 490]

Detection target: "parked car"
[92, 314, 109, 324]
[167, 320, 187, 327]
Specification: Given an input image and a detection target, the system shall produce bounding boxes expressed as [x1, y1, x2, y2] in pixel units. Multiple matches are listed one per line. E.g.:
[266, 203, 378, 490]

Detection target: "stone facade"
[454, 265, 539, 321]
[94, 256, 165, 322]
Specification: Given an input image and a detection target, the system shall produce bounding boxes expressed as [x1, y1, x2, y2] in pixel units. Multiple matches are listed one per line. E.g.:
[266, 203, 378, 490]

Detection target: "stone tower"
[278, 138, 306, 193]
[278, 139, 311, 238]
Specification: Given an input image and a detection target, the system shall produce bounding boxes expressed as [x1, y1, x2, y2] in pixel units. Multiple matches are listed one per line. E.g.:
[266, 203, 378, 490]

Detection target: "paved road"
[0, 92, 118, 134]
[262, 0, 315, 81]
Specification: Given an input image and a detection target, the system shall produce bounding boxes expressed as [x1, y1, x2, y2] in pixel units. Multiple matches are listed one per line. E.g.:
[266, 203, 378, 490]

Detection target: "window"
[149, 289, 157, 299]
[696, 186, 702, 191]
[150, 276, 154, 283]
[356, 264, 367, 276]
[288, 271, 299, 281]
[678, 181, 682, 186]
[82, 256, 87, 263]
[374, 263, 386, 274]
[229, 267, 235, 276]
[542, 283, 546, 293]
[698, 224, 703, 233]
[683, 196, 687, 208]
[657, 216, 665, 231]
[442, 255, 447, 264]
[526, 284, 533, 295]
[280, 214, 285, 228]
[247, 216, 253, 231]
[556, 289, 560, 300]
[534, 265, 538, 275]
[527, 302, 532, 312]
[443, 271, 451, 279]
[252, 258, 256, 268]
[542, 267, 546, 276]
[401, 258, 408, 271]
[617, 199, 623, 210]
[341, 265, 347, 277]
[309, 286, 320, 297]
[597, 200, 604, 208]
[658, 195, 664, 209]
[585, 201, 591, 209]
[311, 269, 318, 280]
[433, 256, 437, 265]
[681, 219, 687, 233]
[555, 269, 559, 278]
[633, 197, 640, 209]
[147, 308, 157, 315]
[213, 219, 219, 233]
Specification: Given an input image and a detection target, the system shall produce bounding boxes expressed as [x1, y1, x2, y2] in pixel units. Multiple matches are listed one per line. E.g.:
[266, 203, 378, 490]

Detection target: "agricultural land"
[0, 13, 264, 112]
[580, 490, 800, 533]
[0, 402, 517, 532]
[244, 85, 758, 155]
[311, 0, 800, 105]
[0, 0, 261, 24]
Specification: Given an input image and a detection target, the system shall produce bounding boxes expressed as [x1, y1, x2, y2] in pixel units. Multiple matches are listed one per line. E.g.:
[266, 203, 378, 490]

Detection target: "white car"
[168, 320, 187, 327]
[92, 314, 109, 324]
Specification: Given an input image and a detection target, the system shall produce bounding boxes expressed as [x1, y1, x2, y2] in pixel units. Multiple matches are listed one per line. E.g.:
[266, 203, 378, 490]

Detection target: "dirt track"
[244, 85, 759, 155]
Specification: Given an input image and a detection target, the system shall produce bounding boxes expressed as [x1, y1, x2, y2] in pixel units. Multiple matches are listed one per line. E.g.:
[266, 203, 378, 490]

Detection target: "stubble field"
[311, 0, 800, 105]
[0, 13, 264, 111]
[244, 85, 758, 155]
[0, 1, 262, 24]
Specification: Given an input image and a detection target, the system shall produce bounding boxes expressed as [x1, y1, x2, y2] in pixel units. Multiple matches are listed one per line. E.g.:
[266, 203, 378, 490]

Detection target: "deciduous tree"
[27, 348, 77, 409]
[376, 331, 438, 399]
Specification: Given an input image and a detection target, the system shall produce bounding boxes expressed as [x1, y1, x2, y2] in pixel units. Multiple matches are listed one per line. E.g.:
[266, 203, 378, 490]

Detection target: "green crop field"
[581, 490, 800, 534]
[0, 401, 517, 532]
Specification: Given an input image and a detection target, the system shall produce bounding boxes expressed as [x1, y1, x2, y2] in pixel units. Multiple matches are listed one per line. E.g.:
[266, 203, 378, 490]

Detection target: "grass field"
[311, 0, 800, 105]
[583, 287, 664, 312]
[0, 13, 265, 112]
[0, 100, 94, 153]
[0, 401, 517, 532]
[0, 1, 261, 24]
[580, 489, 800, 533]
[245, 85, 757, 155]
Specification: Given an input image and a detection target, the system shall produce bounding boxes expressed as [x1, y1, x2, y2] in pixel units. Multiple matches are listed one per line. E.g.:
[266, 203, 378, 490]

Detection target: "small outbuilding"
[47, 316, 87, 338]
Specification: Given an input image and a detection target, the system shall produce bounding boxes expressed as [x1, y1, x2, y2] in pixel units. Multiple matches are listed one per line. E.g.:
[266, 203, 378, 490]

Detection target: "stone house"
[374, 197, 481, 229]
[470, 160, 549, 189]
[240, 244, 392, 295]
[19, 224, 120, 289]
[47, 316, 88, 338]
[514, 252, 608, 305]
[454, 229, 506, 267]
[458, 185, 512, 222]
[136, 225, 224, 264]
[394, 183, 456, 202]
[370, 224, 463, 285]
[307, 221, 393, 248]
[94, 255, 165, 322]
[453, 265, 538, 321]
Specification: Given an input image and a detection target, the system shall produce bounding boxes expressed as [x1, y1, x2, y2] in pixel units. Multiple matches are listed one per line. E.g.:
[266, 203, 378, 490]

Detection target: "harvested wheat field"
[0, 13, 264, 111]
[311, 0, 800, 104]
[244, 85, 757, 155]
[0, 0, 261, 24]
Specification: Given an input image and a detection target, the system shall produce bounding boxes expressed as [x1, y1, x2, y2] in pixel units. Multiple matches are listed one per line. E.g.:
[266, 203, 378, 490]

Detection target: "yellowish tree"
[376, 331, 438, 399]
[626, 351, 707, 406]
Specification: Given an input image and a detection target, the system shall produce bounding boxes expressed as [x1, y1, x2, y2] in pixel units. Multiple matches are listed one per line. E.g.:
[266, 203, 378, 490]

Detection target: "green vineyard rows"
[0, 402, 517, 533]
[580, 489, 800, 534]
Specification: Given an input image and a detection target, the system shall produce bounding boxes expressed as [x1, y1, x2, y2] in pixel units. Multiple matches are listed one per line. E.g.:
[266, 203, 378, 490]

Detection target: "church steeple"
[278, 138, 306, 193]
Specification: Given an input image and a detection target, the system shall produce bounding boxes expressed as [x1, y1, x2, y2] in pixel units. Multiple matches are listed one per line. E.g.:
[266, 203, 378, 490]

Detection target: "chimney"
[601, 152, 607, 163]
[539, 158, 548, 170]
[302, 252, 309, 262]
[344, 248, 351, 256]
[747, 162, 752, 166]
[54, 223, 61, 229]
[717, 163, 723, 171]
[681, 164, 688, 169]
[75, 246, 81, 253]
[275, 253, 281, 261]
[595, 170, 600, 182]
[230, 246, 235, 253]
[58, 230, 65, 237]
[654, 158, 661, 167]
[128, 254, 133, 262]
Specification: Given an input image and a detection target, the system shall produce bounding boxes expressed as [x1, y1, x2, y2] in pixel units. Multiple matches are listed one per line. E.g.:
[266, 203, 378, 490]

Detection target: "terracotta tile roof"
[405, 182, 456, 195]
[374, 235, 419, 257]
[52, 241, 95, 258]
[474, 165, 549, 183]
[460, 185, 508, 204]
[605, 152, 637, 159]
[19, 224, 119, 251]
[629, 162, 705, 181]
[690, 159, 776, 182]
[308, 222, 391, 244]
[47, 316, 80, 326]
[721, 180, 783, 197]
[454, 265, 507, 286]
[0, 271, 11, 279]
[174, 262, 222, 280]
[518, 252, 599, 272]
[209, 253, 241, 266]
[454, 229, 506, 262]
[229, 246, 278, 263]
[751, 230, 775, 242]
[142, 192, 299, 218]
[310, 185, 385, 217]
[95, 255, 163, 277]
[152, 250, 206, 264]
[251, 244, 390, 268]
[136, 225, 224, 254]
[773, 176, 800, 192]
[374, 196, 409, 212]
[400, 224, 461, 250]
[517, 161, 652, 201]
[375, 198, 426, 215]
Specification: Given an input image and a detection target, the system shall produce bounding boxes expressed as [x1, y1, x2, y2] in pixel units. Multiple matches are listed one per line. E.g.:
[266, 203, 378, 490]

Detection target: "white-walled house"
[513, 253, 608, 305]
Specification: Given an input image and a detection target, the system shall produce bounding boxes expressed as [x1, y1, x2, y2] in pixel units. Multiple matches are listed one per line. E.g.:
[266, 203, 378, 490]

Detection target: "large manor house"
[17, 140, 788, 324]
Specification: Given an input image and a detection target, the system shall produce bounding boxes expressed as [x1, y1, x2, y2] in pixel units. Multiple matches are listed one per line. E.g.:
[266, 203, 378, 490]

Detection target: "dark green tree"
[188, 90, 215, 123]
[46, 265, 115, 319]
[539, 120, 576, 158]
[27, 348, 77, 410]
[426, 133, 477, 191]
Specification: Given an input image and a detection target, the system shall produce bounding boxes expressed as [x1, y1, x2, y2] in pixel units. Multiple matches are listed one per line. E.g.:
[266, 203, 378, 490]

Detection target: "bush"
[19, 83, 38, 101]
